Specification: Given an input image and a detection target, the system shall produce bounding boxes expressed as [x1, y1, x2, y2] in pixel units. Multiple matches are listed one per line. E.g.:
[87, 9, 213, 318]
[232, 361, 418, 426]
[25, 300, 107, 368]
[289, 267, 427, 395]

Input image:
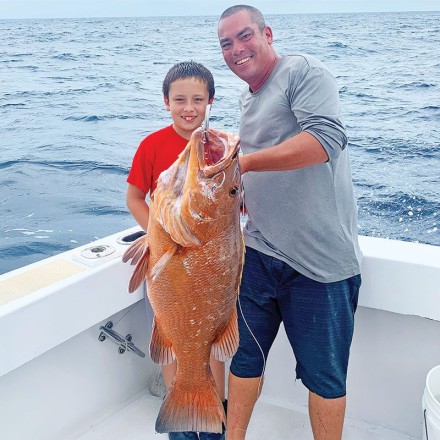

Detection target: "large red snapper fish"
[123, 126, 243, 434]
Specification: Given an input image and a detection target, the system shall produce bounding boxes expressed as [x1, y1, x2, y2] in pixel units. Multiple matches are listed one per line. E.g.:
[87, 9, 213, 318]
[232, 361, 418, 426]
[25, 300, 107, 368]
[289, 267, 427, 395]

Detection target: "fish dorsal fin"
[150, 243, 181, 281]
[122, 234, 148, 265]
[211, 307, 239, 362]
[149, 316, 175, 365]
[122, 235, 150, 293]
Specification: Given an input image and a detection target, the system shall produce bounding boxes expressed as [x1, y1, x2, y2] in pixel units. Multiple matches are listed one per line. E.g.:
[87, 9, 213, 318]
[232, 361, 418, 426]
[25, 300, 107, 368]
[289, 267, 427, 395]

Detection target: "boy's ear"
[209, 96, 214, 105]
[163, 96, 170, 111]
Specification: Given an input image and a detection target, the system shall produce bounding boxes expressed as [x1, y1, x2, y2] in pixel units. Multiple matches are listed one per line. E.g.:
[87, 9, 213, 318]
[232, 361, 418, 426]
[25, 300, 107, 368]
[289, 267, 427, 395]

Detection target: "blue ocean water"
[1, 12, 439, 275]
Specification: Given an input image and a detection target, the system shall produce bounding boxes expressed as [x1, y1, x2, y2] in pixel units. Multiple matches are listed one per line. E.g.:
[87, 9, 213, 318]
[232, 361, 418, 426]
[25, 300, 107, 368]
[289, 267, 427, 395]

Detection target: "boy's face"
[164, 77, 213, 140]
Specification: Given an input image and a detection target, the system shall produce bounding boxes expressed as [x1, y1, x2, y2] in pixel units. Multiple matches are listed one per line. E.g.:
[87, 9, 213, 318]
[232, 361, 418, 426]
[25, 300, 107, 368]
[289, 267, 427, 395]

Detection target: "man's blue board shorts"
[230, 246, 361, 399]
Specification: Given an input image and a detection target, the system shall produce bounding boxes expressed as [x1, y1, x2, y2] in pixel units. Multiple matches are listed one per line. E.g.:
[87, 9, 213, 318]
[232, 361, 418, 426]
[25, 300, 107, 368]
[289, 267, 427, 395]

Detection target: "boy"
[126, 61, 225, 440]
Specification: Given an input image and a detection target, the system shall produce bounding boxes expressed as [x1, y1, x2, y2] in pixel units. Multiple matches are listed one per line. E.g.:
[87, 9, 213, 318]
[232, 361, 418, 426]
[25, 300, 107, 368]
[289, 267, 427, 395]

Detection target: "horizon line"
[1, 9, 439, 21]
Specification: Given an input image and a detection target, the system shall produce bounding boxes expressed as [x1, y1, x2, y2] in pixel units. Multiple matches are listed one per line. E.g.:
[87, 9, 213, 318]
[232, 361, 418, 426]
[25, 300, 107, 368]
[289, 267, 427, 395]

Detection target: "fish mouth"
[194, 127, 240, 178]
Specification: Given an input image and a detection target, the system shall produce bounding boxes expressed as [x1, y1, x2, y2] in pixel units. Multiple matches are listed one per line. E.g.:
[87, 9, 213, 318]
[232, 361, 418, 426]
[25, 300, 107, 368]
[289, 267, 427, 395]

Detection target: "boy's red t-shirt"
[127, 125, 188, 194]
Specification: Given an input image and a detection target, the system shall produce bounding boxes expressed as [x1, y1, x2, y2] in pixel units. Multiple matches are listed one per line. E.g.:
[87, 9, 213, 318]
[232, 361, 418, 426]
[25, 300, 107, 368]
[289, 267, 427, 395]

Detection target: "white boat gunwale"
[1, 227, 439, 439]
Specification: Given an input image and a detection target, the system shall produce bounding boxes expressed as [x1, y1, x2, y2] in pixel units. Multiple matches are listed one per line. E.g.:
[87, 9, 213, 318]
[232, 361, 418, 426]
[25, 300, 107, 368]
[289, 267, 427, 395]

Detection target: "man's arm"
[239, 131, 328, 174]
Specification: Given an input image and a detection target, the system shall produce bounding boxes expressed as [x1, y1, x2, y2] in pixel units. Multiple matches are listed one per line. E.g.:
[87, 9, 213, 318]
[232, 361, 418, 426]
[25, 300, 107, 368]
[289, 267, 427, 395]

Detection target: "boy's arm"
[126, 184, 149, 231]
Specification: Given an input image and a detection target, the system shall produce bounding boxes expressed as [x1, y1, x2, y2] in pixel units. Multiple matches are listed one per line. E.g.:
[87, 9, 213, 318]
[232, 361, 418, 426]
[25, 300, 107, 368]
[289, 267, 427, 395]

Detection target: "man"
[217, 5, 362, 440]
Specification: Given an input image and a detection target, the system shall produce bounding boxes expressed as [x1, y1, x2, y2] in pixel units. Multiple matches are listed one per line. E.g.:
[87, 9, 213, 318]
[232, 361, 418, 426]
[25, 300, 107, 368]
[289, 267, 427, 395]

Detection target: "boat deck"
[75, 393, 415, 440]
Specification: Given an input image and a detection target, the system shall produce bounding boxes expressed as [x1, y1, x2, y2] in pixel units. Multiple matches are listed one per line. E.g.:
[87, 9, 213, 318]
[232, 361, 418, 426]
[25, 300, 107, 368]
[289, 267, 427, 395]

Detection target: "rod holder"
[98, 321, 145, 358]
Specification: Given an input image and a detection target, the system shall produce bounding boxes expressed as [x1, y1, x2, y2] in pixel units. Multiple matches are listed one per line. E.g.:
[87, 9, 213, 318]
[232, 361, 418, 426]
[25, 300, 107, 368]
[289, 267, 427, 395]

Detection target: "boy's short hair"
[162, 61, 215, 100]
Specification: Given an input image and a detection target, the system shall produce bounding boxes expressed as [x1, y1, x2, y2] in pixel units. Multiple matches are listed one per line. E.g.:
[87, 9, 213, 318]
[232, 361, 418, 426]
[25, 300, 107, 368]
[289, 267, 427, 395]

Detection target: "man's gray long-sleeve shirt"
[239, 54, 362, 282]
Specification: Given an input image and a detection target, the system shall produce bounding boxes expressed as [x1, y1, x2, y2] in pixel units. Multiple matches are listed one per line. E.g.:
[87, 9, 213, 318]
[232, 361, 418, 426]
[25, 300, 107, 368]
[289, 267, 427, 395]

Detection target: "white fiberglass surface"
[75, 393, 415, 440]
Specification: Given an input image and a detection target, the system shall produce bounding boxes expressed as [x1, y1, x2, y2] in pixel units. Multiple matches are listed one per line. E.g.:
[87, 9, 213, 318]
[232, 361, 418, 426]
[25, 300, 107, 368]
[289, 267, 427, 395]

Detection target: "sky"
[1, 0, 439, 19]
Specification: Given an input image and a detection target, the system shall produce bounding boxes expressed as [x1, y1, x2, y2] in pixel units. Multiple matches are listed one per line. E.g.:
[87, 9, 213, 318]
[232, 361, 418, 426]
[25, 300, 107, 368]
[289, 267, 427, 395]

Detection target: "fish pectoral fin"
[122, 236, 150, 293]
[149, 317, 175, 365]
[151, 243, 181, 281]
[211, 307, 239, 362]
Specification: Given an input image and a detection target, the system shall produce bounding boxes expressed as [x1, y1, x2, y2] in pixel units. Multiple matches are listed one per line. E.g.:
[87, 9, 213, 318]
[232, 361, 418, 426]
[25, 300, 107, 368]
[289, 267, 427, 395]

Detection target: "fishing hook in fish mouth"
[201, 104, 211, 144]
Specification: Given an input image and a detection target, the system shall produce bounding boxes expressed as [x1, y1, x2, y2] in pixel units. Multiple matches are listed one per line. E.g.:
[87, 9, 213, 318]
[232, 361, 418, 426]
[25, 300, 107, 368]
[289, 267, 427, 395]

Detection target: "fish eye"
[229, 186, 239, 197]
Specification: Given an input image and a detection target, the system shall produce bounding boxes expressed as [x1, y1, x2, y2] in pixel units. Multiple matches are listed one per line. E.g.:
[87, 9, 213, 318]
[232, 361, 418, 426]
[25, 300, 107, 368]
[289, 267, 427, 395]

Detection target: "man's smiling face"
[218, 9, 275, 91]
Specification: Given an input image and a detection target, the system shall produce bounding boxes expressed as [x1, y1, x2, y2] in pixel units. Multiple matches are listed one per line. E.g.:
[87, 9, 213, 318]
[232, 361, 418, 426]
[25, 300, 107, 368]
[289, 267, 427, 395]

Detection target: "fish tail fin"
[155, 378, 225, 434]
[211, 307, 239, 362]
[122, 235, 150, 293]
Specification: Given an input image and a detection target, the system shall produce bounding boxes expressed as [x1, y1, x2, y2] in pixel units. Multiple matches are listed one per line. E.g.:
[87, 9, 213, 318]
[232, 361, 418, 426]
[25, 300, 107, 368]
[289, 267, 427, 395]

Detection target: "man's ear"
[264, 25, 274, 44]
[209, 96, 214, 105]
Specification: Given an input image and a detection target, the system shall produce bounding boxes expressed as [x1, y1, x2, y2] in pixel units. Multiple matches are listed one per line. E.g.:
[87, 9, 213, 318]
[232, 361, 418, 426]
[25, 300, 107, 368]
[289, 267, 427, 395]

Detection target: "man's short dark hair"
[219, 5, 266, 32]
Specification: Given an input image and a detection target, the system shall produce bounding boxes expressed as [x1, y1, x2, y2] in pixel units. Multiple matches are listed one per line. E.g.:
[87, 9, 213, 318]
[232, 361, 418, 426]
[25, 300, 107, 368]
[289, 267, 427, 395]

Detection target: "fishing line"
[239, 176, 246, 218]
[237, 178, 266, 396]
[113, 301, 141, 326]
[237, 292, 266, 398]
